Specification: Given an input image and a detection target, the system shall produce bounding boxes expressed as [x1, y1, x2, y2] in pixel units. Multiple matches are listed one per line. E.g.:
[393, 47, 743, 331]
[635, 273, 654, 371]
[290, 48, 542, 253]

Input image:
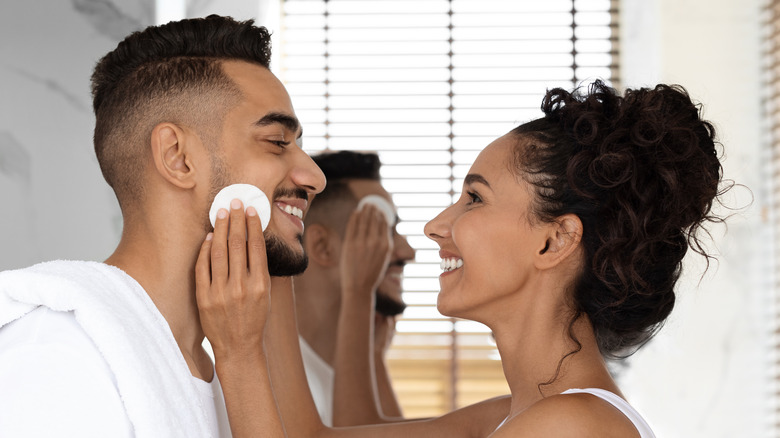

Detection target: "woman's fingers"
[228, 199, 248, 280]
[246, 206, 268, 276]
[195, 232, 214, 308]
[211, 207, 230, 282]
[197, 199, 271, 354]
[354, 204, 381, 238]
[371, 207, 390, 244]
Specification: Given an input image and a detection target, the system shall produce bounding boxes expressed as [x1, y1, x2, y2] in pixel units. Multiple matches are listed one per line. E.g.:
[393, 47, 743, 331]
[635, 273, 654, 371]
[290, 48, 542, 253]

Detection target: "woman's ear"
[305, 223, 340, 268]
[150, 122, 197, 189]
[534, 214, 583, 270]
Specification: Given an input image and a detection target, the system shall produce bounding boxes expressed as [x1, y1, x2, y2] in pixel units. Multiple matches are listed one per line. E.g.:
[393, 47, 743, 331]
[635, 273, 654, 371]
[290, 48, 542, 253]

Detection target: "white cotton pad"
[209, 184, 272, 231]
[357, 194, 396, 225]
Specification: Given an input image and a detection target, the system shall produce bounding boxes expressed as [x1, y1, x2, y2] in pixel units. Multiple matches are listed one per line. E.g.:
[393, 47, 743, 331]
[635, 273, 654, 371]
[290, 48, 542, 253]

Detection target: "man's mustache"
[273, 187, 308, 201]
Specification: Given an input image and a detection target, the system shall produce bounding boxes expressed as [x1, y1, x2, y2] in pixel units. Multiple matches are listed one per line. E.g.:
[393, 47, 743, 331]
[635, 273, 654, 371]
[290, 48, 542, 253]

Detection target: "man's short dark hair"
[306, 151, 382, 228]
[90, 15, 272, 212]
[313, 150, 381, 182]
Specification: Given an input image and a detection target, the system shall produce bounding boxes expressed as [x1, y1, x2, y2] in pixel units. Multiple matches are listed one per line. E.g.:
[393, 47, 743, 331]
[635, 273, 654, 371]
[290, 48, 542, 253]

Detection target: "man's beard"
[206, 153, 308, 277]
[375, 291, 407, 317]
[265, 233, 308, 276]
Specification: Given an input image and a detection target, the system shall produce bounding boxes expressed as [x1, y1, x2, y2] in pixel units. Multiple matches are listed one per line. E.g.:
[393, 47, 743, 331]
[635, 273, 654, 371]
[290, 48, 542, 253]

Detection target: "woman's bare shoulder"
[489, 393, 639, 438]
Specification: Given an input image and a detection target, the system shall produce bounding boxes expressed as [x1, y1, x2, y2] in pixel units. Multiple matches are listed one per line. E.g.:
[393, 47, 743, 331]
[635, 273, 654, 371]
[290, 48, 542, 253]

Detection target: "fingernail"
[217, 208, 228, 219]
[231, 199, 242, 210]
[206, 232, 213, 241]
[246, 206, 257, 216]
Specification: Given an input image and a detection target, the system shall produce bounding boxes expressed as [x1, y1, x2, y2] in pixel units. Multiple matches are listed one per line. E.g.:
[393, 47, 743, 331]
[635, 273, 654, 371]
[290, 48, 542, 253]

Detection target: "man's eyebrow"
[254, 112, 302, 138]
[464, 173, 490, 188]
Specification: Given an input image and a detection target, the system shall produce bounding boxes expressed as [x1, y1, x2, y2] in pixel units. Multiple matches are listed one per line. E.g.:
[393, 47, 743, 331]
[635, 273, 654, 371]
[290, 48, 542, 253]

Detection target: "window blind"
[280, 0, 619, 417]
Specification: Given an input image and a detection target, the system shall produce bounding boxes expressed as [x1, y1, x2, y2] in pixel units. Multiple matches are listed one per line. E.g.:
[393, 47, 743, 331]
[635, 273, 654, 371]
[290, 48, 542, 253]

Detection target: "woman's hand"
[195, 199, 270, 361]
[195, 199, 285, 438]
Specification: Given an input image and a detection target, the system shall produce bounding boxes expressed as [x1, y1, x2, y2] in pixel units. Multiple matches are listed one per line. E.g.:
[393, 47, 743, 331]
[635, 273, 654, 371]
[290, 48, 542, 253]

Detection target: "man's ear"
[305, 223, 340, 268]
[534, 214, 583, 270]
[150, 122, 197, 189]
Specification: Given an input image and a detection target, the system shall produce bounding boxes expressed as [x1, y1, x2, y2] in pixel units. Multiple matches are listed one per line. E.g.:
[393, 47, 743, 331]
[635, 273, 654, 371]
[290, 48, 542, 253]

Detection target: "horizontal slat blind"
[280, 0, 618, 416]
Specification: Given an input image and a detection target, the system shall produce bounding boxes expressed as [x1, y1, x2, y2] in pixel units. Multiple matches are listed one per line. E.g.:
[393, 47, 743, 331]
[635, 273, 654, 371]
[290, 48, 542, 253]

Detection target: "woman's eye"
[466, 191, 482, 205]
[270, 140, 290, 149]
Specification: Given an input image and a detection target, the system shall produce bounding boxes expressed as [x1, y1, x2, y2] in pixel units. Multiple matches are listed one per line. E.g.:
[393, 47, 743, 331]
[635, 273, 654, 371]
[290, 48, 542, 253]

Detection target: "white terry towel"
[0, 260, 212, 438]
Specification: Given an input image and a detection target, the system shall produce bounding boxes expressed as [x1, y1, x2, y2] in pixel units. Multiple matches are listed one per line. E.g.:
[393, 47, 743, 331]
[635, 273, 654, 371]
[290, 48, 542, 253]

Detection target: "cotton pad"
[357, 194, 396, 226]
[209, 184, 272, 231]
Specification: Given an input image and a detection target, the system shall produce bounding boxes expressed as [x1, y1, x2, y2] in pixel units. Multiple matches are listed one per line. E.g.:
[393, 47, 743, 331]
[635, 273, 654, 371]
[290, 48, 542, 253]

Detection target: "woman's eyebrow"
[464, 173, 490, 188]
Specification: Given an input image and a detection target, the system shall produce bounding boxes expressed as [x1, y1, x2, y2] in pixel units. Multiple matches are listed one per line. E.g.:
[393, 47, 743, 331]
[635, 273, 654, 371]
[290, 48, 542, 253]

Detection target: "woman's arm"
[197, 205, 510, 438]
[265, 275, 511, 438]
[195, 203, 285, 438]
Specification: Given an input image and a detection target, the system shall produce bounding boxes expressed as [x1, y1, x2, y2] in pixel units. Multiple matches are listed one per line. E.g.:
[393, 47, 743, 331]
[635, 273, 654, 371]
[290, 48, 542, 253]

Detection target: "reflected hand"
[340, 204, 393, 302]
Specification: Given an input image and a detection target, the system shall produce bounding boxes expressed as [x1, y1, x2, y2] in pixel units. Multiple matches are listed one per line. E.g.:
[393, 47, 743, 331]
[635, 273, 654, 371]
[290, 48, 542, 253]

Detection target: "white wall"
[619, 1, 771, 437]
[0, 1, 154, 271]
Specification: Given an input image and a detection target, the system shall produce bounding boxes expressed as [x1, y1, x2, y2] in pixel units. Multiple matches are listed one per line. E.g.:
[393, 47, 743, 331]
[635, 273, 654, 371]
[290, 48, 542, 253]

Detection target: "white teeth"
[282, 205, 303, 219]
[440, 257, 463, 272]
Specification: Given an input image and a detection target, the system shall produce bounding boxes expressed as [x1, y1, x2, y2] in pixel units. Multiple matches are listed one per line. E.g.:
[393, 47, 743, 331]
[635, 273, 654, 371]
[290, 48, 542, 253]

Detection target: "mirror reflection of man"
[294, 151, 415, 426]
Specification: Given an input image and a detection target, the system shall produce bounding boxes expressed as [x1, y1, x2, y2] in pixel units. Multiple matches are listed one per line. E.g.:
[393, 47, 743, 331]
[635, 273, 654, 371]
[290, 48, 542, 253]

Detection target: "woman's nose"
[424, 205, 454, 242]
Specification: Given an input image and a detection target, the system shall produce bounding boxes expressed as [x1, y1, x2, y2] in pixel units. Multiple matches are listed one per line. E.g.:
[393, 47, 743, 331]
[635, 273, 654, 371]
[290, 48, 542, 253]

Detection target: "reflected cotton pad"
[357, 195, 396, 225]
[209, 184, 272, 231]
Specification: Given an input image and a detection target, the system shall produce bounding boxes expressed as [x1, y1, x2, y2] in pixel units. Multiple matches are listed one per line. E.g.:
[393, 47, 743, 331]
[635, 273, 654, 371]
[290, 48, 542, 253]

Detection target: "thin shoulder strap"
[561, 388, 656, 438]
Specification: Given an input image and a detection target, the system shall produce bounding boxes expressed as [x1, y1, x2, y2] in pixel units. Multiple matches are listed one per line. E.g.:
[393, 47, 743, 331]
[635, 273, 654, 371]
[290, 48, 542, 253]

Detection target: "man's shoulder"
[0, 307, 98, 356]
[0, 260, 126, 303]
[0, 309, 135, 437]
[0, 306, 119, 394]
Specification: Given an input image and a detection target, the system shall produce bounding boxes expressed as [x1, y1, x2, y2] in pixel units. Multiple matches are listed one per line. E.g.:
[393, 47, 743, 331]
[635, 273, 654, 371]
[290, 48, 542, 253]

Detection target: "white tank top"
[494, 388, 656, 437]
[561, 388, 655, 438]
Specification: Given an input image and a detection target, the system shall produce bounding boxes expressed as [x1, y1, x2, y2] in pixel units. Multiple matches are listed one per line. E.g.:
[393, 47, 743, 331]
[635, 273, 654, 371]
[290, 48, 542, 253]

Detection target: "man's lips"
[274, 198, 307, 211]
[273, 198, 308, 230]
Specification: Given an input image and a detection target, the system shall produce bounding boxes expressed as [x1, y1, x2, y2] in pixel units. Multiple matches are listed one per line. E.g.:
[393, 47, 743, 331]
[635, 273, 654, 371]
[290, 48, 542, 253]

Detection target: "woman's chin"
[436, 293, 466, 320]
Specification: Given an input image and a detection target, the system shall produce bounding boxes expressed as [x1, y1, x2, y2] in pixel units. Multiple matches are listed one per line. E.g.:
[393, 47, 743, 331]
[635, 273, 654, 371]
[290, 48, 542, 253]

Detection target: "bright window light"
[279, 0, 617, 415]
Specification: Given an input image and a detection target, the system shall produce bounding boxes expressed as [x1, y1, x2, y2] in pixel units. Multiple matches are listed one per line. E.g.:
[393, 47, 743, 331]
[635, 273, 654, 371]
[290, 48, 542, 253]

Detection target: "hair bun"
[515, 80, 725, 357]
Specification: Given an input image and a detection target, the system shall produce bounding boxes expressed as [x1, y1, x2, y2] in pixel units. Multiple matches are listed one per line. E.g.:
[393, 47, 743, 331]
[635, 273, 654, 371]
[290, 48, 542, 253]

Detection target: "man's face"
[208, 61, 326, 276]
[346, 179, 415, 309]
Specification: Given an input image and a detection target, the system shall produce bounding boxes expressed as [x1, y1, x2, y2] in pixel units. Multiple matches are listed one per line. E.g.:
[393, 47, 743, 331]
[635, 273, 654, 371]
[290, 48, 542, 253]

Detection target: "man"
[294, 151, 415, 426]
[0, 15, 323, 437]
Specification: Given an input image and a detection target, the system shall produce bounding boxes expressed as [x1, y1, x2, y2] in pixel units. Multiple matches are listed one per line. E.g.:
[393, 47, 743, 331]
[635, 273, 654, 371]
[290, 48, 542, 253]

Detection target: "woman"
[197, 80, 724, 437]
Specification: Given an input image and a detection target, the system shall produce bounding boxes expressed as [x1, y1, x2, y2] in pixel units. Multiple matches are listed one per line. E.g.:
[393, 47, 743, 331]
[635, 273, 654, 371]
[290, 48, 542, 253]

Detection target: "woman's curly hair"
[513, 80, 725, 359]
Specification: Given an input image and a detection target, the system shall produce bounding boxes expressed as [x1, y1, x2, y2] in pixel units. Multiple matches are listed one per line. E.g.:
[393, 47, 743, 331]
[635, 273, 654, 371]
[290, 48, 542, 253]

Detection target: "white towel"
[0, 260, 212, 438]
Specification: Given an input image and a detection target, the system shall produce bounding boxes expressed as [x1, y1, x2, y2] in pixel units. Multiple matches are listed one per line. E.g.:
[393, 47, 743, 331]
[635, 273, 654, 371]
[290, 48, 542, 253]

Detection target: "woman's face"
[424, 133, 551, 321]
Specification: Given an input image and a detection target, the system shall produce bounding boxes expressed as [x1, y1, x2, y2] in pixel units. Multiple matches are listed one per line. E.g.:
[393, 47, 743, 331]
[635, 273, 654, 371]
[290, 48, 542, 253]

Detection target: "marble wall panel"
[618, 0, 769, 437]
[0, 0, 154, 270]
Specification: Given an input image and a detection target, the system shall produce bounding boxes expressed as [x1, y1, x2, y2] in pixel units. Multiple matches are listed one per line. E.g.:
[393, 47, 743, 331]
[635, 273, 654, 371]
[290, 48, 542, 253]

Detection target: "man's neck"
[293, 275, 341, 366]
[105, 222, 213, 381]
